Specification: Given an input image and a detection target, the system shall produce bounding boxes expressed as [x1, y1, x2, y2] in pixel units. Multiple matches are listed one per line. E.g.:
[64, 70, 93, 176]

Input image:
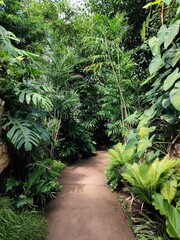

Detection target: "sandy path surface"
[45, 151, 135, 240]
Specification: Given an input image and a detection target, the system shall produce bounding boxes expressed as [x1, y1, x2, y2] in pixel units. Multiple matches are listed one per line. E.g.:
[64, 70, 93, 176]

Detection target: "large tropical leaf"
[163, 68, 180, 91]
[161, 179, 177, 202]
[164, 20, 180, 49]
[15, 88, 53, 111]
[169, 88, 180, 111]
[152, 193, 180, 239]
[2, 115, 41, 151]
[149, 54, 163, 75]
[157, 24, 167, 45]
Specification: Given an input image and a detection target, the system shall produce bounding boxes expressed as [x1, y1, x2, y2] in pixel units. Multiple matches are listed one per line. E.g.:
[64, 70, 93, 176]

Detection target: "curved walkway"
[45, 151, 135, 240]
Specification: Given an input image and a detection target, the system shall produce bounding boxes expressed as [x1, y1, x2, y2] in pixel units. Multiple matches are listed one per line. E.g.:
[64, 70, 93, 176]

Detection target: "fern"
[122, 156, 180, 203]
[2, 115, 41, 151]
[106, 143, 134, 190]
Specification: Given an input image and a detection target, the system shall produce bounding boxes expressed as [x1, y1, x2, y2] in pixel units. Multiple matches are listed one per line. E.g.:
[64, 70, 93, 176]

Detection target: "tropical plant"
[106, 143, 134, 190]
[132, 211, 167, 240]
[0, 197, 46, 240]
[122, 156, 180, 204]
[152, 193, 180, 239]
[5, 159, 65, 208]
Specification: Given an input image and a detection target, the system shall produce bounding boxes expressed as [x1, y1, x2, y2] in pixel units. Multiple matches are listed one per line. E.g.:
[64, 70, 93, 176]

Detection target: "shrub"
[5, 159, 66, 208]
[122, 156, 180, 204]
[105, 143, 134, 190]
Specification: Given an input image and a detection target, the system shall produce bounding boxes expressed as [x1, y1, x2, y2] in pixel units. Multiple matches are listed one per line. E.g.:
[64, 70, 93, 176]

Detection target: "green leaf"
[0, 0, 4, 4]
[162, 98, 171, 108]
[137, 139, 152, 157]
[145, 150, 160, 163]
[164, 21, 180, 49]
[157, 25, 167, 45]
[143, 0, 162, 9]
[164, 46, 180, 67]
[2, 115, 41, 151]
[16, 198, 34, 208]
[163, 68, 180, 91]
[152, 193, 180, 238]
[163, 0, 172, 5]
[169, 88, 180, 111]
[161, 179, 177, 202]
[140, 21, 146, 42]
[161, 114, 176, 124]
[149, 54, 163, 75]
[149, 37, 160, 56]
[125, 130, 138, 150]
[175, 81, 180, 88]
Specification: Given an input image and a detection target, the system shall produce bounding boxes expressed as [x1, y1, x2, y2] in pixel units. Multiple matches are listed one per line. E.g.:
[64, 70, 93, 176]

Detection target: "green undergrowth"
[0, 197, 46, 240]
[118, 196, 170, 240]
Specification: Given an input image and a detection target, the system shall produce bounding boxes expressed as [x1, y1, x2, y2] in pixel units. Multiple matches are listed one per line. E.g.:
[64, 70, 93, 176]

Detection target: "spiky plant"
[122, 156, 180, 203]
[106, 143, 134, 190]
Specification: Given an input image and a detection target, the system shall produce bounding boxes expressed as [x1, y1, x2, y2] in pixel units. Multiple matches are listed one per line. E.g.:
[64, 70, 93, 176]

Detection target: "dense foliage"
[0, 0, 179, 239]
[0, 197, 46, 240]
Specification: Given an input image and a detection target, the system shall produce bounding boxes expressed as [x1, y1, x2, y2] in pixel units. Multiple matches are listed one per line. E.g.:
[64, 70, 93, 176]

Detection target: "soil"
[45, 151, 135, 240]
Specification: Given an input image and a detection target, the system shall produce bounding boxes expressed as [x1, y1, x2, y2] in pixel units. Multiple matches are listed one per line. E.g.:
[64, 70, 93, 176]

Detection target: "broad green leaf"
[163, 45, 180, 67]
[125, 130, 138, 150]
[145, 150, 160, 163]
[149, 37, 160, 56]
[137, 139, 152, 157]
[138, 108, 156, 130]
[170, 88, 180, 111]
[175, 81, 180, 88]
[172, 49, 180, 66]
[163, 0, 172, 5]
[152, 193, 180, 238]
[162, 98, 171, 108]
[163, 68, 180, 91]
[139, 127, 149, 138]
[157, 25, 167, 45]
[16, 198, 34, 208]
[176, 6, 180, 15]
[164, 21, 180, 49]
[139, 126, 156, 138]
[3, 115, 41, 151]
[149, 54, 163, 75]
[161, 179, 177, 202]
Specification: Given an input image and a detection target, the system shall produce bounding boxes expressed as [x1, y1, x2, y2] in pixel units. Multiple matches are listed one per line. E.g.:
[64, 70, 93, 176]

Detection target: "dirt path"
[45, 151, 135, 240]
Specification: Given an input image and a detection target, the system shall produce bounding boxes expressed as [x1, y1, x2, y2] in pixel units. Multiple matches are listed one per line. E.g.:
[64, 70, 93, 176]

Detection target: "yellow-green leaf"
[140, 21, 146, 42]
[161, 179, 177, 202]
[139, 127, 149, 138]
[170, 88, 180, 111]
[143, 0, 162, 9]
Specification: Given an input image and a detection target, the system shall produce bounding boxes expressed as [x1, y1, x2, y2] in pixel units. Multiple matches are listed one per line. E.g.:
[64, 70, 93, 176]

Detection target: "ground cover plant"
[0, 197, 46, 240]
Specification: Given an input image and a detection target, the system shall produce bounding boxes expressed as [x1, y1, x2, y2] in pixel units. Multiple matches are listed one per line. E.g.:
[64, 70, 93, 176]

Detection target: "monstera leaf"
[152, 193, 180, 239]
[15, 88, 53, 111]
[2, 115, 41, 151]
